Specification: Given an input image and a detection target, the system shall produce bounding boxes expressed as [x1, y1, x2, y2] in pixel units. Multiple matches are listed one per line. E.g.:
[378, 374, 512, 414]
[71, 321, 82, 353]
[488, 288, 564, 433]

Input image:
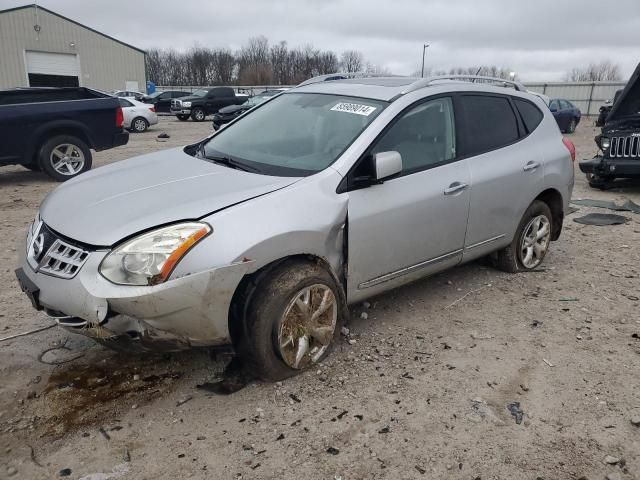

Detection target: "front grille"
[609, 136, 640, 158]
[171, 99, 181, 109]
[27, 222, 90, 279]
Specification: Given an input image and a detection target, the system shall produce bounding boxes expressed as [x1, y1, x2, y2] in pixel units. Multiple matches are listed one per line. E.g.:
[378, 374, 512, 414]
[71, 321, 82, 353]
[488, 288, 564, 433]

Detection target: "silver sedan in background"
[118, 97, 159, 133]
[16, 75, 574, 381]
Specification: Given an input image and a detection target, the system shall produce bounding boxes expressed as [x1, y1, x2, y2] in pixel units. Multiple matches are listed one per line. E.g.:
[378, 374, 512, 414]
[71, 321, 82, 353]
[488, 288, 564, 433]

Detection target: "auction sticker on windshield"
[330, 102, 377, 116]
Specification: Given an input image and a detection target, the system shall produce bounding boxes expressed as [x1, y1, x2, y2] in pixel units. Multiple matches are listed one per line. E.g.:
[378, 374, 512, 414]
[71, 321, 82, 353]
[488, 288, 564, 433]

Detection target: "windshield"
[192, 89, 208, 97]
[202, 93, 386, 176]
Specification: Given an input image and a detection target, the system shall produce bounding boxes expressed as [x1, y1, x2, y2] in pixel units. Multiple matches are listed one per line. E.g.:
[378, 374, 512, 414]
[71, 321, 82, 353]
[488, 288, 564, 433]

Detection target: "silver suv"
[16, 75, 575, 381]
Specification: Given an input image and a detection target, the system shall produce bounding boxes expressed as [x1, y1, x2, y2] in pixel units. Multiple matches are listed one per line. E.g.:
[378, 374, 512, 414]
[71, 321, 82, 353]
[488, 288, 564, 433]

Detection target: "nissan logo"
[32, 233, 45, 259]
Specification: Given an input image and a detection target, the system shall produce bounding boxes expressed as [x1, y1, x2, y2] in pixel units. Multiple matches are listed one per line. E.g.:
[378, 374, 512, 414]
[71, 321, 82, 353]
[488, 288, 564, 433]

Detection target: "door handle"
[523, 161, 540, 172]
[444, 182, 468, 195]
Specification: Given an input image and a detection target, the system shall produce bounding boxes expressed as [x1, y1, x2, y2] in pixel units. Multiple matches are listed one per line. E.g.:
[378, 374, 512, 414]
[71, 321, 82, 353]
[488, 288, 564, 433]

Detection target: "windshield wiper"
[205, 154, 259, 173]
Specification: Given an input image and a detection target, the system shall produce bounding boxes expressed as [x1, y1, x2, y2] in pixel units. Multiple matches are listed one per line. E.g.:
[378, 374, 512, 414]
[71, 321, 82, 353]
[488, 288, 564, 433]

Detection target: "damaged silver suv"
[16, 74, 575, 381]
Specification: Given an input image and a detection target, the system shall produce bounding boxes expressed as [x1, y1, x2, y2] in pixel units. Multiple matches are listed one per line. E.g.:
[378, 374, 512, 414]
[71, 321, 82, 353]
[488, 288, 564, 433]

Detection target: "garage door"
[26, 51, 80, 87]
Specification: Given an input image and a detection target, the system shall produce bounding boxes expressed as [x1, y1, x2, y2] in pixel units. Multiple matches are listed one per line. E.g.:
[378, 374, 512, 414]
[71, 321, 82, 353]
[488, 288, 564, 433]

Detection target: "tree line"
[145, 36, 624, 86]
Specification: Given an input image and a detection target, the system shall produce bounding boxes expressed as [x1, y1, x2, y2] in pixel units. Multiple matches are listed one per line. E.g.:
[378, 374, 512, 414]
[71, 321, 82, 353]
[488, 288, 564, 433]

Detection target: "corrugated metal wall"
[523, 82, 625, 115]
[0, 5, 145, 91]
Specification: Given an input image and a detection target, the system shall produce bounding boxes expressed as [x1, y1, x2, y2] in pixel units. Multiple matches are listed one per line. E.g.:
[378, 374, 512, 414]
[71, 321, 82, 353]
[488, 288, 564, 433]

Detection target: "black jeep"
[580, 63, 640, 188]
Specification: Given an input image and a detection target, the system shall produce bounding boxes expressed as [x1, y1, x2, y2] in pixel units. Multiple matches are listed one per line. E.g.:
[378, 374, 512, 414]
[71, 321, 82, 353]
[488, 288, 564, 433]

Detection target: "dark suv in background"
[549, 98, 581, 133]
[170, 87, 248, 121]
[141, 90, 191, 113]
[580, 62, 640, 188]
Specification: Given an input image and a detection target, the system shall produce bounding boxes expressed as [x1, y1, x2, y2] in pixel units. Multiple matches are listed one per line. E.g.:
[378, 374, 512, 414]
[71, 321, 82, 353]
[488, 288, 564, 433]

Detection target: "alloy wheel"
[278, 284, 337, 369]
[50, 144, 85, 176]
[519, 215, 551, 268]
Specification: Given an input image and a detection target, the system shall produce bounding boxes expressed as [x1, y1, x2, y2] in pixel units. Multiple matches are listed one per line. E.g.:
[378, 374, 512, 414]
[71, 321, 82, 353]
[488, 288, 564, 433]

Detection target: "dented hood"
[40, 147, 299, 246]
[606, 62, 640, 125]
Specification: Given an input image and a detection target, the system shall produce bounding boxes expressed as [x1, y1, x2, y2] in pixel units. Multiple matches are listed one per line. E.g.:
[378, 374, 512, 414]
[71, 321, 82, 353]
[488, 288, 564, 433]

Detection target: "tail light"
[149, 107, 155, 113]
[115, 106, 124, 128]
[562, 137, 576, 162]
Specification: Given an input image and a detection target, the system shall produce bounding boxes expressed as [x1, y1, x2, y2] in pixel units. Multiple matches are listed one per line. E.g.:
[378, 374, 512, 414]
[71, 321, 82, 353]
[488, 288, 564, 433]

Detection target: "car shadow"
[0, 167, 53, 186]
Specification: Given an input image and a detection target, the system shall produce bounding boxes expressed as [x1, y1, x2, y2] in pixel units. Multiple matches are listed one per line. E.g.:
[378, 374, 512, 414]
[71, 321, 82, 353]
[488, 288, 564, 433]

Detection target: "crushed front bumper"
[16, 247, 251, 352]
[580, 155, 640, 178]
[171, 108, 192, 115]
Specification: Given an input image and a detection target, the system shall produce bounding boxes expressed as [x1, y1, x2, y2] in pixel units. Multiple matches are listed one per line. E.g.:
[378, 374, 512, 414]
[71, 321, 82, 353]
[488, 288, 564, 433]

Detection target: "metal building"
[0, 4, 145, 91]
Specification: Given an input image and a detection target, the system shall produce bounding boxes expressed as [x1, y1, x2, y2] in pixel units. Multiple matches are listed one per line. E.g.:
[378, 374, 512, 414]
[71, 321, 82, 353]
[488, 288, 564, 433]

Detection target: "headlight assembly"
[600, 136, 610, 150]
[182, 101, 192, 108]
[100, 222, 211, 286]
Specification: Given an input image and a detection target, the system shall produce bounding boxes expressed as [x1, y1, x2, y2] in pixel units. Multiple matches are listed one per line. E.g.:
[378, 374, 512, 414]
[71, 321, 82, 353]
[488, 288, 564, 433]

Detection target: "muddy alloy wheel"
[277, 284, 338, 369]
[236, 259, 345, 381]
[518, 214, 551, 269]
[39, 135, 92, 182]
[50, 143, 85, 176]
[191, 108, 205, 121]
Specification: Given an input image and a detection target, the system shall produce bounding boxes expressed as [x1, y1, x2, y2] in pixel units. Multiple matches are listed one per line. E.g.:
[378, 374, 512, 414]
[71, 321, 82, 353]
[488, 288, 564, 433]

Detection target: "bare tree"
[237, 36, 273, 84]
[340, 50, 364, 73]
[567, 60, 622, 82]
[365, 62, 391, 75]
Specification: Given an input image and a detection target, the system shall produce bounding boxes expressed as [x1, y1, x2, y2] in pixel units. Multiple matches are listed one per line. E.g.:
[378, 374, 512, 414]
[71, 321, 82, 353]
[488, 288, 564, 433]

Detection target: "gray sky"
[3, 0, 640, 80]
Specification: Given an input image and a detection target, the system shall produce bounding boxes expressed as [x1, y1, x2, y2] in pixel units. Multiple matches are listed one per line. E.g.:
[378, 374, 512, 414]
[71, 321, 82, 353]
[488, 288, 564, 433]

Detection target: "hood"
[177, 95, 201, 102]
[218, 104, 249, 115]
[606, 62, 640, 125]
[40, 148, 299, 246]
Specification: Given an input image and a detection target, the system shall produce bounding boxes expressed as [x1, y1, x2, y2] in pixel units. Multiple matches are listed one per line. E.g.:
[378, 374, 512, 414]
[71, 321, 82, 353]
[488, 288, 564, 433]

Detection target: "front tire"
[237, 260, 345, 381]
[191, 108, 206, 122]
[131, 117, 149, 133]
[38, 135, 92, 182]
[496, 200, 552, 273]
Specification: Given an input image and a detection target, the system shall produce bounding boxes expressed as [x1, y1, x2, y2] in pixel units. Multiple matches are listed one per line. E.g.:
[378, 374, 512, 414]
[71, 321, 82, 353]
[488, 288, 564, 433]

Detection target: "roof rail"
[401, 75, 526, 95]
[297, 72, 403, 87]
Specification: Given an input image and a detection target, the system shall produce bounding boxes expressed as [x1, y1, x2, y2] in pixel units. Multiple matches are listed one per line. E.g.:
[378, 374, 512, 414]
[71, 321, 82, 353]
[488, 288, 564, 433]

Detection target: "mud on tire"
[235, 259, 346, 382]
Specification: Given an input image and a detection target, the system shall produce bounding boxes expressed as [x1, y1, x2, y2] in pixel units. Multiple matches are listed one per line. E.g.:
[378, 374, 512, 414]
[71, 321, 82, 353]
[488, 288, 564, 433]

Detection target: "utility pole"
[421, 44, 430, 78]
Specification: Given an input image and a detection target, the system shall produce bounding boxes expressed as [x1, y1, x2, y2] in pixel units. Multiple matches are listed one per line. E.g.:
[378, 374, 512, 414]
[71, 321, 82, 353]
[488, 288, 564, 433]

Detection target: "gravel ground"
[1, 116, 639, 480]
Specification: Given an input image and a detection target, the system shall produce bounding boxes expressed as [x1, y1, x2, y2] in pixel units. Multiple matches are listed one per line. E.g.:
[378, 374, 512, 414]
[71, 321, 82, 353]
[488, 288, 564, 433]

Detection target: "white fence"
[157, 81, 627, 116]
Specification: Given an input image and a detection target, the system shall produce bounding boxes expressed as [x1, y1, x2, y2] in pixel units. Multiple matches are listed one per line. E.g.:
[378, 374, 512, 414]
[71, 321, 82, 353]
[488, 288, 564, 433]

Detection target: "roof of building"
[0, 4, 145, 55]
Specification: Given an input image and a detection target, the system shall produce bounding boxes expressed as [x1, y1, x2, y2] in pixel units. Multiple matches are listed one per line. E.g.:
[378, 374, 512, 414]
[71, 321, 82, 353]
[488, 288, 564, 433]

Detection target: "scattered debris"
[123, 447, 131, 462]
[470, 332, 495, 340]
[326, 447, 340, 455]
[543, 358, 554, 367]
[176, 395, 193, 407]
[573, 213, 629, 226]
[415, 465, 427, 475]
[37, 338, 85, 365]
[78, 462, 129, 480]
[360, 312, 369, 320]
[507, 402, 524, 424]
[28, 445, 42, 468]
[340, 326, 350, 336]
[520, 383, 529, 392]
[630, 416, 640, 426]
[276, 433, 285, 441]
[606, 472, 622, 480]
[336, 410, 348, 419]
[559, 297, 579, 302]
[531, 320, 543, 328]
[289, 393, 301, 403]
[603, 455, 620, 465]
[98, 427, 111, 440]
[157, 133, 170, 138]
[0, 323, 56, 343]
[354, 414, 363, 421]
[571, 198, 640, 214]
[378, 425, 390, 434]
[59, 468, 72, 477]
[445, 284, 490, 309]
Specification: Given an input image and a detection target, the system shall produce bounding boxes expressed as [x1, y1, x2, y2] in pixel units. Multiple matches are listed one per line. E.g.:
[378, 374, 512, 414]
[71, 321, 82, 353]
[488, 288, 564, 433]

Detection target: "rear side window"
[460, 95, 519, 155]
[513, 98, 543, 134]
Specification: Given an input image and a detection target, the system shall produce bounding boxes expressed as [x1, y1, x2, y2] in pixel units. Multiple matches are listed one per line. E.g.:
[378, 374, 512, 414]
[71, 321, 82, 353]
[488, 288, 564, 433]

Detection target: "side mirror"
[373, 151, 402, 181]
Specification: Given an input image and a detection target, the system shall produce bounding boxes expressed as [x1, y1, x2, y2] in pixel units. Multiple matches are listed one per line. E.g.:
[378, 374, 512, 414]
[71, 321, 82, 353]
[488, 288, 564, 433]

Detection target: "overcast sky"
[3, 0, 640, 81]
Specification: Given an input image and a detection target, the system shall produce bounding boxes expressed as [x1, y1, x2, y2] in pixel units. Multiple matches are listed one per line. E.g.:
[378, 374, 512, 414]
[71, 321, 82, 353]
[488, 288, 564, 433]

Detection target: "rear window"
[513, 98, 543, 134]
[460, 95, 519, 155]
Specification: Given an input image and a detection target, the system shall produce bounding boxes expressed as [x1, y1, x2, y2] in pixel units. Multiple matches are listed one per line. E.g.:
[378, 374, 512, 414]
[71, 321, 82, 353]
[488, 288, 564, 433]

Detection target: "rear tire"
[131, 117, 149, 133]
[176, 114, 189, 121]
[38, 135, 92, 182]
[191, 108, 206, 122]
[566, 118, 577, 134]
[236, 259, 345, 381]
[496, 200, 552, 273]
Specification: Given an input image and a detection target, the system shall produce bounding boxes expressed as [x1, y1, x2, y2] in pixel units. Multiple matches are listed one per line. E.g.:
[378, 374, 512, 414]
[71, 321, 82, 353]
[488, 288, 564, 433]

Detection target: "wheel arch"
[534, 188, 564, 240]
[30, 123, 92, 165]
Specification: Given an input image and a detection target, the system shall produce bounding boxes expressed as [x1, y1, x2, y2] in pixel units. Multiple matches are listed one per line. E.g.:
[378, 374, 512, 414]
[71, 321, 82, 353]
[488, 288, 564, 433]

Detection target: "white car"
[118, 98, 158, 133]
[113, 90, 145, 101]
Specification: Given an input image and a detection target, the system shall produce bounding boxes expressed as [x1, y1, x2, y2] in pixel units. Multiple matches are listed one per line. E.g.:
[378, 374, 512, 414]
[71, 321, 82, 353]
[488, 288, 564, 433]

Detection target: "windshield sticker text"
[330, 103, 377, 116]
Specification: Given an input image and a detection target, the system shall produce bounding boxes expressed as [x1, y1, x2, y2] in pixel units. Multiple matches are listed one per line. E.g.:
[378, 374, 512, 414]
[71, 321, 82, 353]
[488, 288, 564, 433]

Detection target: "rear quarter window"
[513, 98, 544, 134]
[460, 95, 520, 155]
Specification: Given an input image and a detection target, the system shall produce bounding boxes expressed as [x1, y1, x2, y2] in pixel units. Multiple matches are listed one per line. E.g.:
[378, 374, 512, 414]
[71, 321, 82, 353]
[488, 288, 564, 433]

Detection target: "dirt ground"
[1, 116, 639, 480]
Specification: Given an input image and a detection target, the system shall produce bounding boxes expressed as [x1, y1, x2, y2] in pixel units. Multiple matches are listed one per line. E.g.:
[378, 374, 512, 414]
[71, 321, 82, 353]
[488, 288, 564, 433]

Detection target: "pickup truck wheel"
[191, 108, 206, 122]
[39, 135, 92, 182]
[495, 200, 552, 273]
[131, 117, 149, 133]
[237, 260, 345, 381]
[176, 114, 189, 121]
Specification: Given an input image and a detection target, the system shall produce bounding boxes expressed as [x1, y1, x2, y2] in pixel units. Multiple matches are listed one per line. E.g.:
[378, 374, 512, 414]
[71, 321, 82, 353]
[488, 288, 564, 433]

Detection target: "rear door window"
[459, 95, 520, 155]
[513, 98, 544, 134]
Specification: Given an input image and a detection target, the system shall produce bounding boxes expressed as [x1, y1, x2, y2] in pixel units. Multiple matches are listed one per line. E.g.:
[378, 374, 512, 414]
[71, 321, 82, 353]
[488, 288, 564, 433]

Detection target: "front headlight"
[100, 222, 211, 286]
[182, 101, 192, 108]
[601, 136, 610, 150]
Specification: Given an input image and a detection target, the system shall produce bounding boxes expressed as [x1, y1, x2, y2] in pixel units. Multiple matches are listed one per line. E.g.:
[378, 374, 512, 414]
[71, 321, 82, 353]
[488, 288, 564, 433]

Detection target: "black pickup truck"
[170, 87, 248, 121]
[0, 87, 128, 181]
